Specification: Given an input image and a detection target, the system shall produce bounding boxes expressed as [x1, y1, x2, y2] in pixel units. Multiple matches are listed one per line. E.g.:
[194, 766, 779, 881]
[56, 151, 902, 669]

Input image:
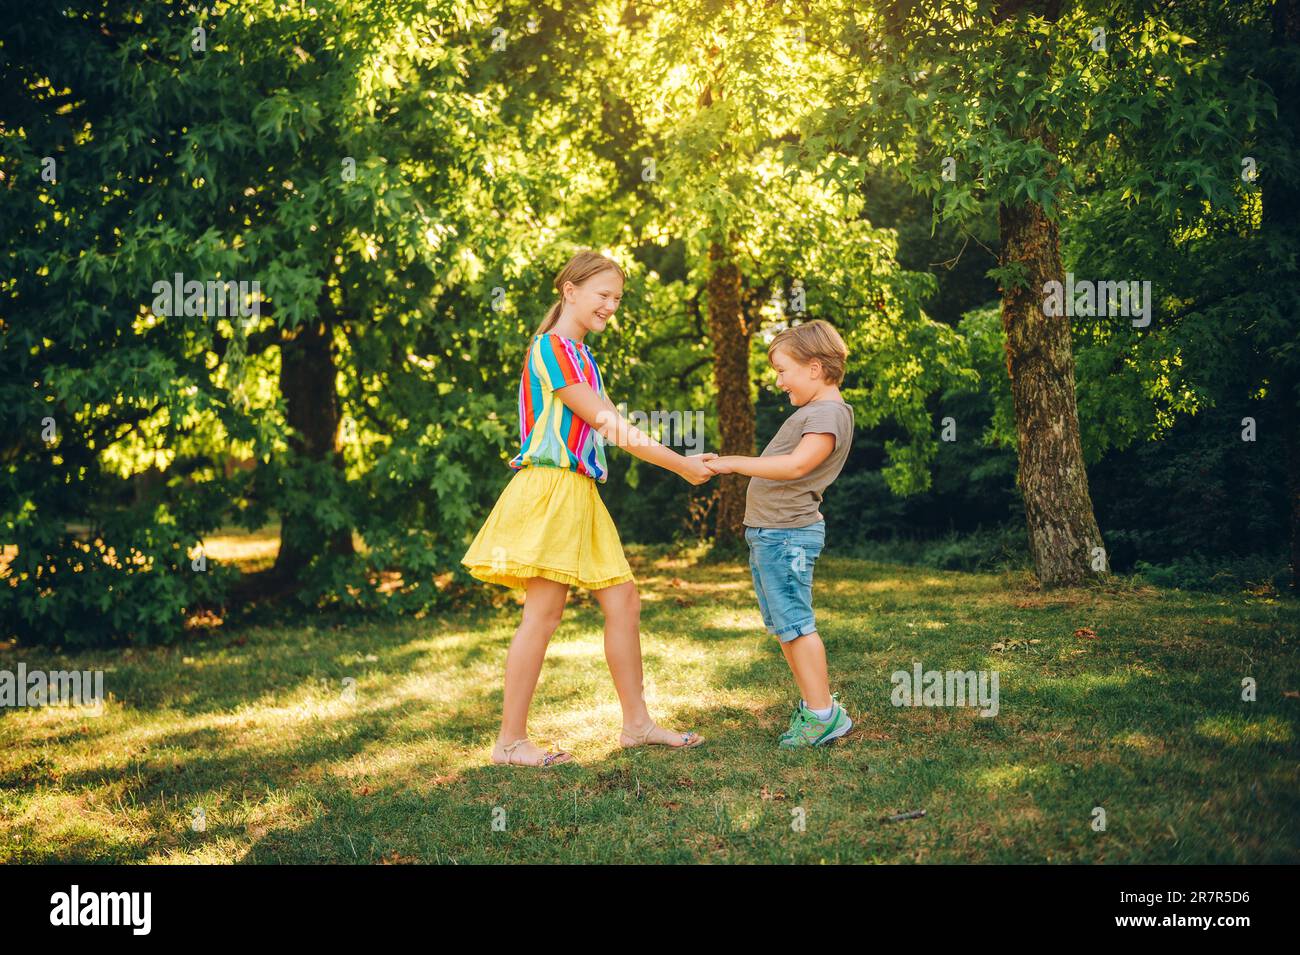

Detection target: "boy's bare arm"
[706, 432, 836, 481]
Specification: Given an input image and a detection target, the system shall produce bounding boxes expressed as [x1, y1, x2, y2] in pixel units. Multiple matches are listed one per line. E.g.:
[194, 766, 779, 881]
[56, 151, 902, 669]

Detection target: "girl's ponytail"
[534, 249, 627, 336]
[536, 297, 563, 335]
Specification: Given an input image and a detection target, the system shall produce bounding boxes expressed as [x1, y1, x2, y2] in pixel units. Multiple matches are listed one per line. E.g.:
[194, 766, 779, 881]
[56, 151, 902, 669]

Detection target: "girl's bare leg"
[778, 632, 832, 710]
[492, 576, 572, 765]
[593, 580, 702, 747]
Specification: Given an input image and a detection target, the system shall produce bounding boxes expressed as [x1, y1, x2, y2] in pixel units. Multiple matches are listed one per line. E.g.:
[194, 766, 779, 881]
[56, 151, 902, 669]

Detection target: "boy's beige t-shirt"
[744, 399, 855, 529]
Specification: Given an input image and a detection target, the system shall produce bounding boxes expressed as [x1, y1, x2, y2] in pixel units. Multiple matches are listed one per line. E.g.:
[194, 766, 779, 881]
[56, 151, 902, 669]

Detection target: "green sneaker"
[778, 701, 803, 743]
[779, 696, 852, 748]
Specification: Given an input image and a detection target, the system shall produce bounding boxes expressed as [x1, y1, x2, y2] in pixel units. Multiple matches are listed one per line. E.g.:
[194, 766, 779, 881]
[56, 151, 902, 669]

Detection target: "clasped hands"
[679, 452, 735, 486]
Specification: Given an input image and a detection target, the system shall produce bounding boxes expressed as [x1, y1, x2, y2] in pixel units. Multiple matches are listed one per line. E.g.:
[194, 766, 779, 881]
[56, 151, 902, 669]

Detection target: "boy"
[704, 320, 855, 747]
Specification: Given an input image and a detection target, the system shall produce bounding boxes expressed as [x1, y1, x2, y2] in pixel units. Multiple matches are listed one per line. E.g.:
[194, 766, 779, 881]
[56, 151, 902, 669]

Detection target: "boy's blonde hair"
[767, 320, 848, 385]
[536, 249, 627, 335]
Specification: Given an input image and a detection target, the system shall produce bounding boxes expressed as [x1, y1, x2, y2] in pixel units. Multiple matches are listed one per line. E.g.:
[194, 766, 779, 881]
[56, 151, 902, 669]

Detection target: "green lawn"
[2, 546, 1297, 863]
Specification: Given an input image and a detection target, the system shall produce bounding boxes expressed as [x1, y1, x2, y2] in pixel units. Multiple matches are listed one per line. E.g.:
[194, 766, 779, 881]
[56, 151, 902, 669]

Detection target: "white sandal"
[495, 737, 575, 768]
[620, 723, 703, 749]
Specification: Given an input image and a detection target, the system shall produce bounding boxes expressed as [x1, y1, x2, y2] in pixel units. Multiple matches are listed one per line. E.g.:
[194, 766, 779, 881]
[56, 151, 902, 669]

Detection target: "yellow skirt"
[460, 465, 635, 591]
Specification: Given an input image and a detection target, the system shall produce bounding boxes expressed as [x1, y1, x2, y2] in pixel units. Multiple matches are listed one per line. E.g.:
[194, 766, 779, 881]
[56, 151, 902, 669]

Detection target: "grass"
[1, 541, 1297, 864]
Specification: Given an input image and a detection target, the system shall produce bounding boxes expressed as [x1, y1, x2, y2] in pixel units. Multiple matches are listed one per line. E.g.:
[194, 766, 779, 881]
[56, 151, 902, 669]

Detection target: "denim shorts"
[744, 520, 825, 642]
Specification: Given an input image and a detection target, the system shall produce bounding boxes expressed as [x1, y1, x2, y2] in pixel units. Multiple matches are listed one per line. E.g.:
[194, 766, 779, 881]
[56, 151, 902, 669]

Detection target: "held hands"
[679, 452, 719, 486]
[678, 452, 741, 484]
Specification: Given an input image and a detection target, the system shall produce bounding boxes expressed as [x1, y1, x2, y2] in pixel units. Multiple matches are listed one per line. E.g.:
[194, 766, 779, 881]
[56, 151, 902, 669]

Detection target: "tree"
[592, 0, 974, 544]
[0, 0, 540, 641]
[804, 0, 1264, 586]
[1054, 0, 1299, 587]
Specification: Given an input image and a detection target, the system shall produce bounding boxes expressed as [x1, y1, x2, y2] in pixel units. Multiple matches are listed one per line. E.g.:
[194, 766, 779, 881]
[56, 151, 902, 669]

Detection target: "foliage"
[3, 0, 1291, 646]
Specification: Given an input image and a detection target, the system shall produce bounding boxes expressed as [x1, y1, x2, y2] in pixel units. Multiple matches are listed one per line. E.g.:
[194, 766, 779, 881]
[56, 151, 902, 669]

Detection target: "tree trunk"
[707, 240, 755, 545]
[998, 196, 1105, 587]
[270, 310, 354, 583]
[987, 1, 1101, 586]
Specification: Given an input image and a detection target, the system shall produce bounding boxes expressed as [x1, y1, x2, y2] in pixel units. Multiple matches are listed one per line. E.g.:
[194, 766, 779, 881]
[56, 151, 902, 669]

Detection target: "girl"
[461, 250, 715, 768]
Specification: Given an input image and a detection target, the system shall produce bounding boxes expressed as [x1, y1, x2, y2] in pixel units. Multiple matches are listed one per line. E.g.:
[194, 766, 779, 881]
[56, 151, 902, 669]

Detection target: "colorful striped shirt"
[508, 332, 608, 482]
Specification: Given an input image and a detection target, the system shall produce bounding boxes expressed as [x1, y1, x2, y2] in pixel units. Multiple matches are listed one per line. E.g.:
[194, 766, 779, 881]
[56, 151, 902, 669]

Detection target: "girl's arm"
[553, 382, 715, 484]
[705, 432, 836, 481]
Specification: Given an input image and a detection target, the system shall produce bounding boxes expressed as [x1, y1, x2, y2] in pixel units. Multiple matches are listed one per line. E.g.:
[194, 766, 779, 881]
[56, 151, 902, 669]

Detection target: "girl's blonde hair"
[767, 319, 849, 385]
[536, 249, 627, 335]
